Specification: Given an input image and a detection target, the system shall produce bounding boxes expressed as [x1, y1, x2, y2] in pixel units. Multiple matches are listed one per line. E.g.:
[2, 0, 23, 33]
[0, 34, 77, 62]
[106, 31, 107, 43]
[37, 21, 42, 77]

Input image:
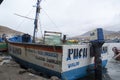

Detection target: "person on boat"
[112, 47, 120, 60]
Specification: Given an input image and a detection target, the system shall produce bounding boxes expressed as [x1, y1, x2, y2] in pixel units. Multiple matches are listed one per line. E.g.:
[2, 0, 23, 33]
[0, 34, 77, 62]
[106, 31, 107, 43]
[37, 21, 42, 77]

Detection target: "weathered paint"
[62, 45, 107, 72]
[0, 42, 7, 51]
[8, 43, 62, 72]
[8, 42, 108, 80]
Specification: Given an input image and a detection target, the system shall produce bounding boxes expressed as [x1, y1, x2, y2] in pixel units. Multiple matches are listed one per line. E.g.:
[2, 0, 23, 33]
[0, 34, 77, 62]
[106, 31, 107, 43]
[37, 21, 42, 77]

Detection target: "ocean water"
[78, 58, 120, 80]
[105, 43, 120, 80]
[99, 43, 120, 80]
[106, 59, 120, 80]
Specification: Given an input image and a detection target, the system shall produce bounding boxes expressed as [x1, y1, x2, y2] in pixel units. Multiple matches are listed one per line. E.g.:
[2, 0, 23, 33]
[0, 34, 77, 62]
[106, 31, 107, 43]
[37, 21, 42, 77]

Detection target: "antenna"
[14, 13, 34, 20]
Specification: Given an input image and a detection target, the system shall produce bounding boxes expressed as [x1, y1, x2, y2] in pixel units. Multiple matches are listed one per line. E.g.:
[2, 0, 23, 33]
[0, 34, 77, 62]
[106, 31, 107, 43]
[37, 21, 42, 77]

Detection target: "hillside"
[73, 29, 120, 40]
[1, 25, 119, 41]
[0, 25, 23, 36]
[81, 30, 115, 37]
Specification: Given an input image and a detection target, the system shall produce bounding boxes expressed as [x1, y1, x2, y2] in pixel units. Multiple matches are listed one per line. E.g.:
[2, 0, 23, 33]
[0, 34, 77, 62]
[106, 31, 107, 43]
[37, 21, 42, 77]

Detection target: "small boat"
[0, 42, 7, 52]
[0, 35, 7, 52]
[6, 0, 108, 80]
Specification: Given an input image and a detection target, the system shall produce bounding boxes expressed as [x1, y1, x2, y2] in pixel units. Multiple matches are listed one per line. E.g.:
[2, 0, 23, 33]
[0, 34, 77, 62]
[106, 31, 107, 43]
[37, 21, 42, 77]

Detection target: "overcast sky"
[0, 0, 120, 37]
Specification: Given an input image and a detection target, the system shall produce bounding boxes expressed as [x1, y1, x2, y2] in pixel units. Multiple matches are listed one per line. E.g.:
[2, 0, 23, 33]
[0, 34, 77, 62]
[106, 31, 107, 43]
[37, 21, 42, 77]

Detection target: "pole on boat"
[33, 0, 42, 43]
[90, 28, 104, 80]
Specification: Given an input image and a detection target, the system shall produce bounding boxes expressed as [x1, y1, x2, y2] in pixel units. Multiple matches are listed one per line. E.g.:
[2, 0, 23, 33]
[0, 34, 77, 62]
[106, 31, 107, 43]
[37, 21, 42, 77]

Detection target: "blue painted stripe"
[10, 54, 107, 80]
[61, 60, 108, 80]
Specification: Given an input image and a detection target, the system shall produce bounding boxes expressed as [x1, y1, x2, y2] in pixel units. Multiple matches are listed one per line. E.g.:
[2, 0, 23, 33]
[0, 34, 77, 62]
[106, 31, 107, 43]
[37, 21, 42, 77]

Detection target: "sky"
[0, 0, 120, 37]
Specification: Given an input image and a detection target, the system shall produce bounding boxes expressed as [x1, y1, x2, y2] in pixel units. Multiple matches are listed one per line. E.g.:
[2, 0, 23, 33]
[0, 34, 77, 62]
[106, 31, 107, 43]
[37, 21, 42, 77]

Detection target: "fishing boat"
[7, 0, 108, 80]
[0, 35, 7, 52]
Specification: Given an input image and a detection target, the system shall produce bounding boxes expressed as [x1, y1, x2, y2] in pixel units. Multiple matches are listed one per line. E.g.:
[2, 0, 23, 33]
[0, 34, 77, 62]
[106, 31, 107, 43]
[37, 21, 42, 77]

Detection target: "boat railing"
[43, 31, 62, 45]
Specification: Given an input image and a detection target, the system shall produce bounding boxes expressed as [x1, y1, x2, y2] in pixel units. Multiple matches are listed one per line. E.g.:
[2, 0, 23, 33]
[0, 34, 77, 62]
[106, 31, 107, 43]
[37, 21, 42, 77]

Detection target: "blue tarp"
[9, 36, 22, 42]
[9, 34, 32, 43]
[0, 38, 3, 42]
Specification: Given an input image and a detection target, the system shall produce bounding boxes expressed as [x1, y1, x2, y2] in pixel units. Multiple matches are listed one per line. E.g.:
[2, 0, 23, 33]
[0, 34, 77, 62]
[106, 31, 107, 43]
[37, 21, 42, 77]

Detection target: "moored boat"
[7, 34, 108, 80]
[0, 35, 7, 52]
[6, 0, 108, 80]
[0, 42, 7, 52]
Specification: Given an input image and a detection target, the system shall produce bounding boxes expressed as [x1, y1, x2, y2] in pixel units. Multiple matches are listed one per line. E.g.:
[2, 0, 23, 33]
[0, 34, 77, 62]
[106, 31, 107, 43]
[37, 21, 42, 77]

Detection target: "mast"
[33, 0, 42, 43]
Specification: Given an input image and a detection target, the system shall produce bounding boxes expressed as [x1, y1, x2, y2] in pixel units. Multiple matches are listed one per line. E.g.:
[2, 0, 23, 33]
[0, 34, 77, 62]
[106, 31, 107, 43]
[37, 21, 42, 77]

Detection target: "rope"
[42, 9, 62, 32]
[13, 7, 34, 35]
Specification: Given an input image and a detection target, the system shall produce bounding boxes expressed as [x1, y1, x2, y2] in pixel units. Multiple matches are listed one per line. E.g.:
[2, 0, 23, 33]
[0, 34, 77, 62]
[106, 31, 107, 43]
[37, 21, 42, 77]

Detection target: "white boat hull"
[8, 42, 108, 80]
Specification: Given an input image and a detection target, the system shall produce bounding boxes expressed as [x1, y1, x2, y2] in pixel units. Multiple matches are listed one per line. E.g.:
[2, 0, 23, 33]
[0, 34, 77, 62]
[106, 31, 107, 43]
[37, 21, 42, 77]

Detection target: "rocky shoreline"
[0, 60, 50, 80]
